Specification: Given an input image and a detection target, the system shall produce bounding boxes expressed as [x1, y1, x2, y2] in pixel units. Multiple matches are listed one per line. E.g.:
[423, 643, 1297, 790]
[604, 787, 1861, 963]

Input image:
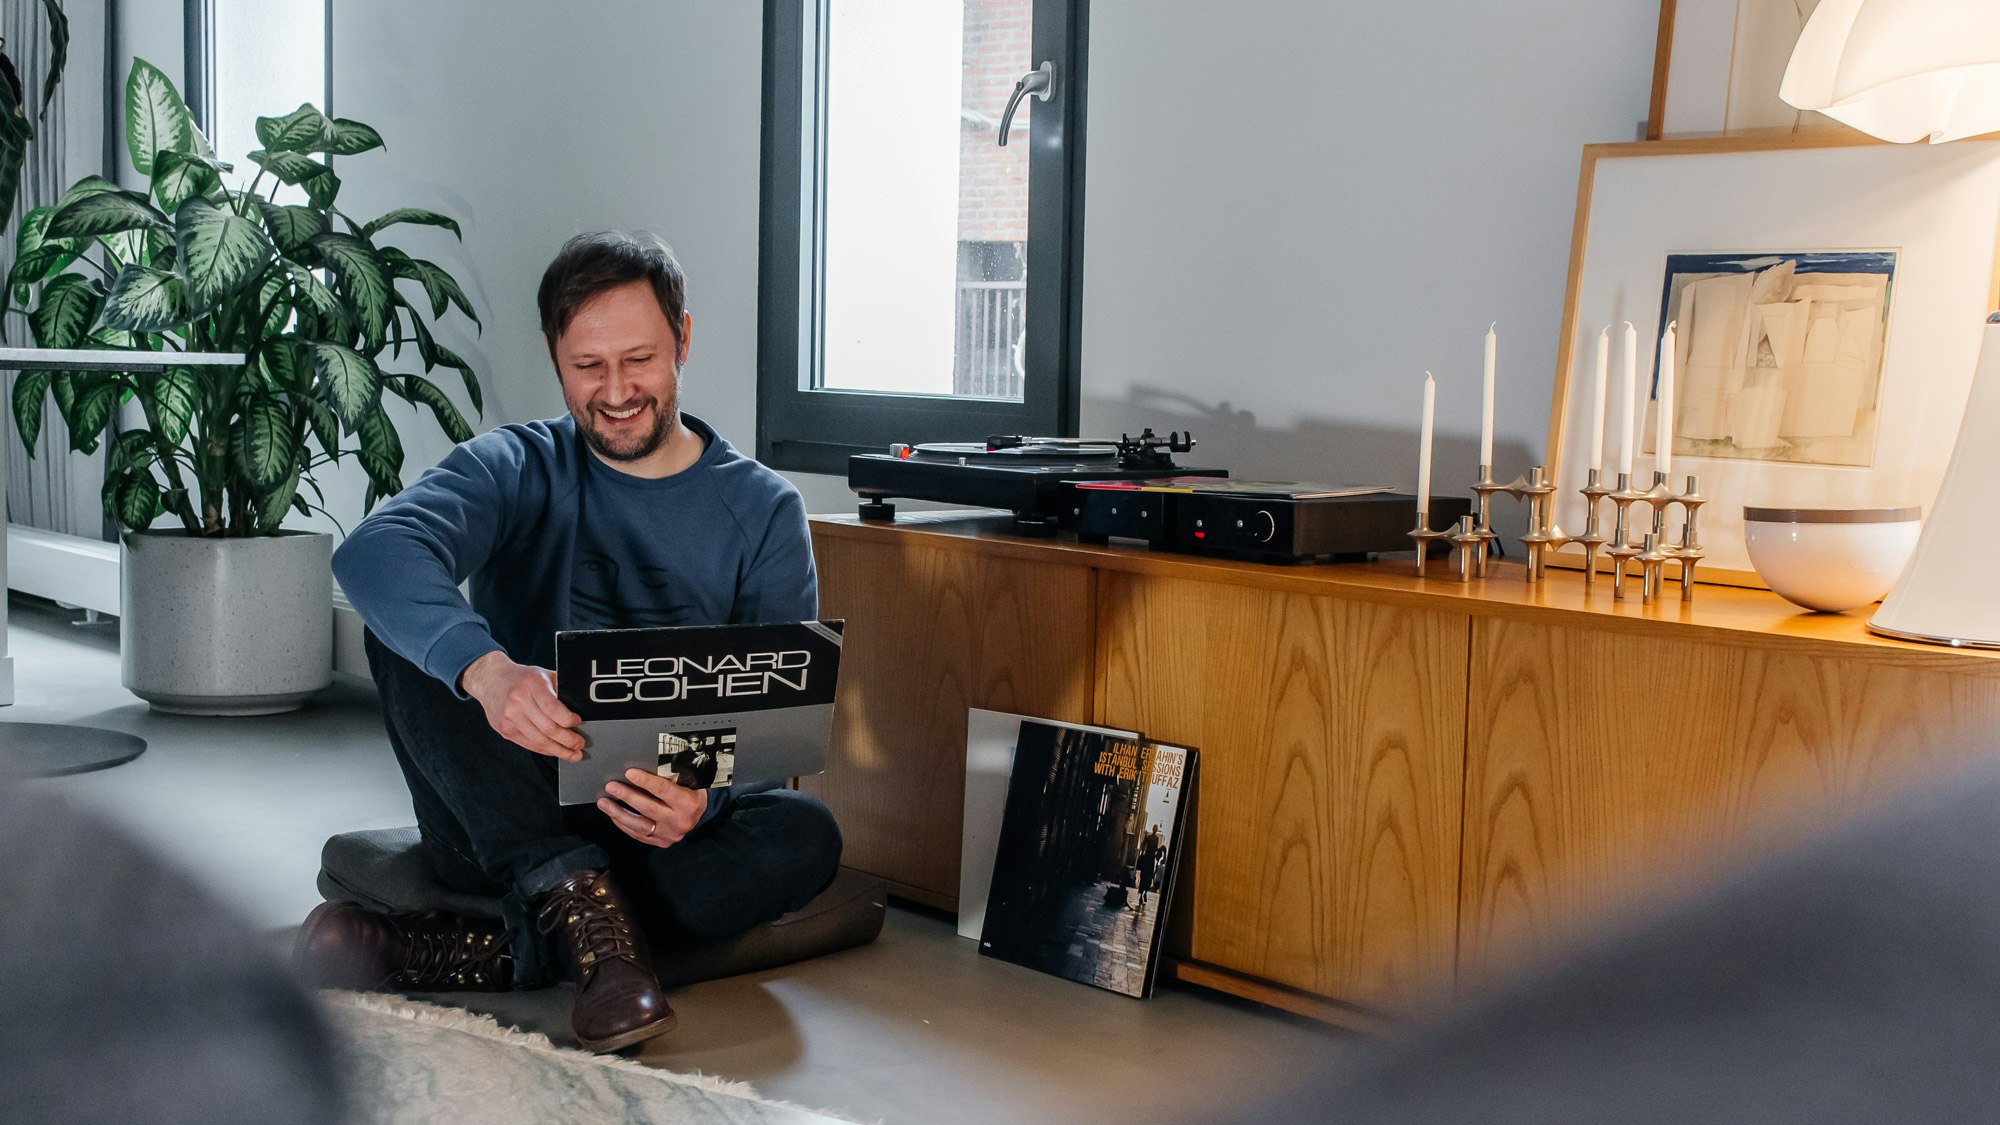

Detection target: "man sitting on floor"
[297, 231, 843, 1053]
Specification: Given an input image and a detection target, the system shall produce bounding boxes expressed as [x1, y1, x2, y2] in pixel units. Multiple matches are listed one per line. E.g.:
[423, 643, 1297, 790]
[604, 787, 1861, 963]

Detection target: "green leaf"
[304, 397, 340, 459]
[29, 274, 104, 350]
[287, 263, 348, 331]
[311, 342, 380, 427]
[143, 365, 197, 445]
[248, 148, 335, 189]
[236, 396, 294, 488]
[257, 201, 327, 254]
[9, 207, 82, 293]
[393, 293, 439, 367]
[39, 0, 70, 119]
[311, 233, 391, 351]
[362, 208, 461, 242]
[175, 197, 274, 309]
[432, 343, 483, 415]
[87, 326, 154, 351]
[355, 404, 404, 493]
[303, 168, 341, 209]
[151, 150, 225, 213]
[100, 228, 146, 268]
[56, 175, 122, 211]
[107, 429, 159, 476]
[323, 119, 385, 157]
[259, 337, 313, 394]
[387, 254, 480, 328]
[11, 371, 52, 458]
[65, 376, 119, 453]
[51, 370, 76, 416]
[254, 104, 331, 153]
[390, 374, 473, 443]
[102, 264, 192, 332]
[110, 471, 163, 531]
[0, 131, 26, 272]
[46, 188, 170, 239]
[257, 461, 303, 527]
[125, 58, 194, 176]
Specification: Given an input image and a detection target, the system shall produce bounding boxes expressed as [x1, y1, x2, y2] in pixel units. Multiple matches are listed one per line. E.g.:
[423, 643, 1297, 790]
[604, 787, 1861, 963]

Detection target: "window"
[185, 0, 330, 160]
[759, 0, 1089, 475]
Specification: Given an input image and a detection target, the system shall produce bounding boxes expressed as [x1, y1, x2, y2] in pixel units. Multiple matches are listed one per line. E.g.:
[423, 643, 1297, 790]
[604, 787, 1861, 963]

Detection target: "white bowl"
[1743, 507, 1923, 614]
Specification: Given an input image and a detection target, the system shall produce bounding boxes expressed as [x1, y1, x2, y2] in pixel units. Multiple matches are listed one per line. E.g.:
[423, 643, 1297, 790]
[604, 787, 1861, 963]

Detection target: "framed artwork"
[1648, 0, 1849, 139]
[1545, 134, 2000, 585]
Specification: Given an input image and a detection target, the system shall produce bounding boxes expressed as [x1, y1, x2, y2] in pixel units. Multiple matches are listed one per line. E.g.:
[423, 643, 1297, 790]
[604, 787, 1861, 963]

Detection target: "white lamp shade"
[1870, 318, 2000, 646]
[1781, 0, 2000, 143]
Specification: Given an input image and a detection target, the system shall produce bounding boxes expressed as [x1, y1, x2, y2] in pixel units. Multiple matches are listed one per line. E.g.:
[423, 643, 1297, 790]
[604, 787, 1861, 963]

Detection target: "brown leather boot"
[536, 870, 676, 1052]
[294, 900, 513, 992]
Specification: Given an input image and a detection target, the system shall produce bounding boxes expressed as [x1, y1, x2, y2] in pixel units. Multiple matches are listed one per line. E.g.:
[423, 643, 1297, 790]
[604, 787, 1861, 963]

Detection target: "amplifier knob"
[1253, 510, 1276, 543]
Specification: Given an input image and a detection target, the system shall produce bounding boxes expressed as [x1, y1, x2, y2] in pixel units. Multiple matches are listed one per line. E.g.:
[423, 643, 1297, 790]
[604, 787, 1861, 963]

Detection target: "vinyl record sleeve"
[979, 724, 1197, 999]
[553, 620, 843, 805]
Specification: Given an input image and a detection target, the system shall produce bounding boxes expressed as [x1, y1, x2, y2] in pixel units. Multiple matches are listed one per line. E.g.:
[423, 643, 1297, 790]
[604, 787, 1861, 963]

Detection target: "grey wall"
[113, 0, 1662, 529]
[1078, 1, 1659, 514]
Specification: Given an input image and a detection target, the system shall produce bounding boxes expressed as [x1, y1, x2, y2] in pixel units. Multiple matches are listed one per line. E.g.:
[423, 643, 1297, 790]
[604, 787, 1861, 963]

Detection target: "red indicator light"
[1193, 531, 1205, 538]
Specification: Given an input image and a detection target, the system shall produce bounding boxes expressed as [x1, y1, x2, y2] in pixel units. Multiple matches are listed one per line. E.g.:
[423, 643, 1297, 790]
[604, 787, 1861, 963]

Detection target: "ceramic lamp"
[1869, 316, 2000, 645]
[1781, 2, 2000, 644]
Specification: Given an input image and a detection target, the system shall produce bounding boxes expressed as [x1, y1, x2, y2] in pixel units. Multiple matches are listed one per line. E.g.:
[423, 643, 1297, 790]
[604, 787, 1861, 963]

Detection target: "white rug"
[321, 991, 857, 1124]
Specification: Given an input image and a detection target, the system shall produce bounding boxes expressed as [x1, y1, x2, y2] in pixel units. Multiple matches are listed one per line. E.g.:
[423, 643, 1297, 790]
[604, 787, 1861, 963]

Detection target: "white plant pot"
[120, 529, 334, 715]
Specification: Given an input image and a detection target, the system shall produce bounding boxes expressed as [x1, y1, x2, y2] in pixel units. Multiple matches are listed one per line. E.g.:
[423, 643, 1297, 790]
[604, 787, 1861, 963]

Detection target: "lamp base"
[1865, 621, 2000, 650]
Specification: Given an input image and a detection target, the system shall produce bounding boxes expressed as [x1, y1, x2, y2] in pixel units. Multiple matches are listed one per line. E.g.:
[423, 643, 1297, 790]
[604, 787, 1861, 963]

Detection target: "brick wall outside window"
[958, 0, 1032, 248]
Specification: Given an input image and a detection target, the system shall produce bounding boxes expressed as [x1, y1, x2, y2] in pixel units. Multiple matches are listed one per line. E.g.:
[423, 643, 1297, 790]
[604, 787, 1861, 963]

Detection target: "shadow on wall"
[1085, 386, 1539, 541]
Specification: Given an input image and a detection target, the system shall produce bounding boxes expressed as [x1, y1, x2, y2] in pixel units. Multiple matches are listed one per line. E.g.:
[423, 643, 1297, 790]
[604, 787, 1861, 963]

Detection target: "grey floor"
[10, 594, 1355, 1124]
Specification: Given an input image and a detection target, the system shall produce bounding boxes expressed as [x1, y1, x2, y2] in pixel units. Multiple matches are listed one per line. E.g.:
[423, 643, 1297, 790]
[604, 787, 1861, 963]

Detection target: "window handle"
[997, 61, 1055, 147]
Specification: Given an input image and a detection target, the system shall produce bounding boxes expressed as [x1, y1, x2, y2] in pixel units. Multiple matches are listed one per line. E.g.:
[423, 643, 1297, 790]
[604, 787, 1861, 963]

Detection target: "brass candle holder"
[1468, 464, 1506, 577]
[1407, 513, 1450, 578]
[1508, 465, 1561, 583]
[1447, 515, 1484, 582]
[1549, 468, 1613, 587]
[1591, 469, 1709, 604]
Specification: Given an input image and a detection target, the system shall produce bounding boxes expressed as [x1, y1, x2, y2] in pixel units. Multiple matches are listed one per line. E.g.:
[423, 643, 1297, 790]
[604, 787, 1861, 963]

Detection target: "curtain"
[2, 0, 102, 539]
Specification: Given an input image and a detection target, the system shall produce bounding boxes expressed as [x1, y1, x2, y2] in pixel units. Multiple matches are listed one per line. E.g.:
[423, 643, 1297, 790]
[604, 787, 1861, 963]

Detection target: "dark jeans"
[363, 632, 844, 988]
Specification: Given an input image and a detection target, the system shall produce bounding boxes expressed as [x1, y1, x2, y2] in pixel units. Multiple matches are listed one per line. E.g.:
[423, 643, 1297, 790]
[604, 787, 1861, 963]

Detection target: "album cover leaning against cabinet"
[553, 620, 844, 805]
[980, 722, 1196, 999]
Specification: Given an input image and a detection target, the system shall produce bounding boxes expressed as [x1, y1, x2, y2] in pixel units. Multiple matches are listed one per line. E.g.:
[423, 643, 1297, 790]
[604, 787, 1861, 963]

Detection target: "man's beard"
[571, 387, 678, 463]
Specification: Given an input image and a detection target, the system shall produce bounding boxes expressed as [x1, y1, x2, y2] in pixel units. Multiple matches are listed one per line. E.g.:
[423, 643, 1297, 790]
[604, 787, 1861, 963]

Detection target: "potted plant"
[8, 58, 483, 715]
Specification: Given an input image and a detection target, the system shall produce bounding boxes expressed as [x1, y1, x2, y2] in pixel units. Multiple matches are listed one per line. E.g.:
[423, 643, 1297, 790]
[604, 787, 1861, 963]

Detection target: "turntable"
[848, 429, 1227, 536]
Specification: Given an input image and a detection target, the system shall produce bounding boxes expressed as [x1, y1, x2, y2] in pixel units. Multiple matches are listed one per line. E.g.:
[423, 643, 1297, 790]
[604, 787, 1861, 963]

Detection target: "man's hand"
[598, 769, 710, 848]
[459, 651, 584, 761]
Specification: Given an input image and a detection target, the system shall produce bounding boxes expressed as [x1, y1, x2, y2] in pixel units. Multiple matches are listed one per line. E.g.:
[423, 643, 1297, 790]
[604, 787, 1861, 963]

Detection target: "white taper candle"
[1589, 326, 1609, 473]
[1619, 321, 1638, 478]
[1656, 321, 1677, 479]
[1480, 323, 1497, 469]
[1417, 371, 1435, 522]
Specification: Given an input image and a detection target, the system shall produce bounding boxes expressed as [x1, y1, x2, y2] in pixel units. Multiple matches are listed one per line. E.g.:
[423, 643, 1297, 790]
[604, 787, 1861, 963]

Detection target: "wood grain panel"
[1461, 616, 2000, 977]
[1095, 572, 1469, 1009]
[806, 529, 1096, 905]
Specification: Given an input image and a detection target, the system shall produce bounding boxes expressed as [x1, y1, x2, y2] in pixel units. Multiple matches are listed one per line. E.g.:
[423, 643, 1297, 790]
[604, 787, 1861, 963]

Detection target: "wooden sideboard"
[806, 512, 2000, 1026]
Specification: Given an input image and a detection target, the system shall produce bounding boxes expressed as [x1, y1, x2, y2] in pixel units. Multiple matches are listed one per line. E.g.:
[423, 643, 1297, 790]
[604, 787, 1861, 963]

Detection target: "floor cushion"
[316, 827, 885, 988]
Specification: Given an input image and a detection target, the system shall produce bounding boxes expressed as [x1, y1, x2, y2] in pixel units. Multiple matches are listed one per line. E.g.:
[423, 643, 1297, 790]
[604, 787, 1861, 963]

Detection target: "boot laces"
[536, 873, 639, 986]
[391, 914, 509, 990]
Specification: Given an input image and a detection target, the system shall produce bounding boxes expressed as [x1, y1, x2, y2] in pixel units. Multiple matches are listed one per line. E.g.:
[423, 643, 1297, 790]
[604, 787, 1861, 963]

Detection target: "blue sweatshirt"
[334, 412, 819, 820]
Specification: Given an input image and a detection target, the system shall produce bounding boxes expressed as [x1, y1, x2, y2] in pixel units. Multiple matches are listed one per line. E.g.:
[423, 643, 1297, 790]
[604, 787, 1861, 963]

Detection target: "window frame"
[756, 0, 1090, 476]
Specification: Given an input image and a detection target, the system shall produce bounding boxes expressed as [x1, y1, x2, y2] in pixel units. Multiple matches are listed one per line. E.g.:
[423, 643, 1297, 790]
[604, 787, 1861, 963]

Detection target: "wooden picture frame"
[1545, 133, 2000, 586]
[1647, 0, 1853, 140]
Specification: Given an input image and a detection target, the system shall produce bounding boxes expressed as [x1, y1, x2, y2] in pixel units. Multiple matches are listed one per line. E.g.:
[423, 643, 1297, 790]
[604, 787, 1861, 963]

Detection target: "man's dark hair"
[537, 231, 687, 360]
